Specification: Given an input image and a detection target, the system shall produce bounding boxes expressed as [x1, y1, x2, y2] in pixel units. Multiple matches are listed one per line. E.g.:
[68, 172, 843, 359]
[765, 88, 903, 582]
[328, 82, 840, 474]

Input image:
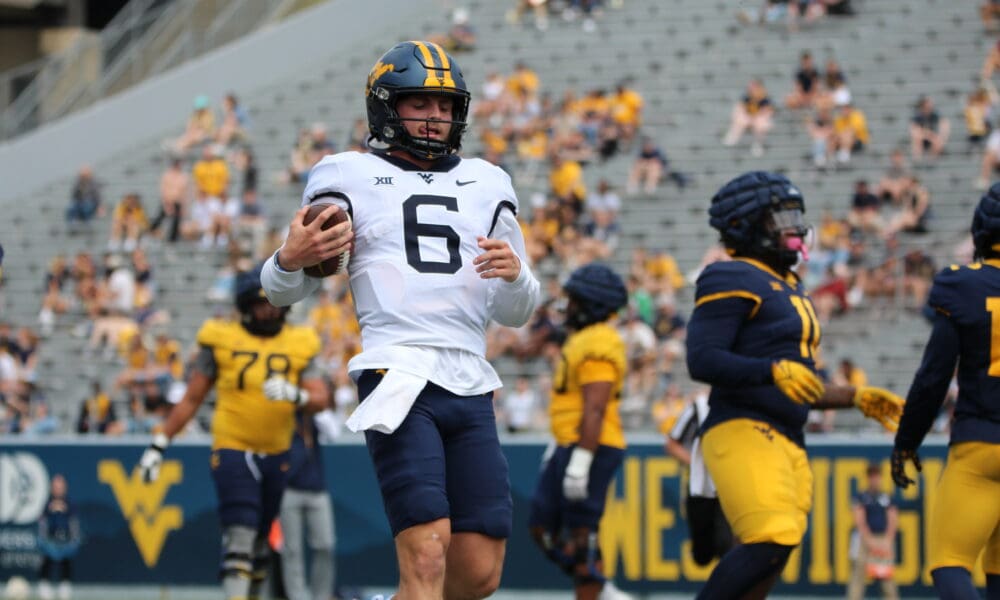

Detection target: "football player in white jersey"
[261, 40, 541, 600]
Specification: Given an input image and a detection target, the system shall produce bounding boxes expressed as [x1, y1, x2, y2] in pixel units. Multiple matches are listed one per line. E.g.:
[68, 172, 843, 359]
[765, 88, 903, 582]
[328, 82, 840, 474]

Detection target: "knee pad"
[536, 530, 575, 576]
[220, 525, 256, 580]
[572, 531, 607, 587]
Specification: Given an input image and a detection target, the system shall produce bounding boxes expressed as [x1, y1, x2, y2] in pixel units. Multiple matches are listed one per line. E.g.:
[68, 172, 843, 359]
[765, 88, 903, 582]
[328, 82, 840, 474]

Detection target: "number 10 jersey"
[301, 151, 538, 388]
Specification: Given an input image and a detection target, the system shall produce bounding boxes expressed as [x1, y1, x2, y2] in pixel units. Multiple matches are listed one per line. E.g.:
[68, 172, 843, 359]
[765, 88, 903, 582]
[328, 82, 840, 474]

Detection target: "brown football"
[302, 202, 352, 278]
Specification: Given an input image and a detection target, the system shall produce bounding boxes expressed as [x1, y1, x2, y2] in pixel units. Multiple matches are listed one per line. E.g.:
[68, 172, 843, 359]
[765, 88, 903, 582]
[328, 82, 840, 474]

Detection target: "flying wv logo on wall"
[98, 460, 184, 568]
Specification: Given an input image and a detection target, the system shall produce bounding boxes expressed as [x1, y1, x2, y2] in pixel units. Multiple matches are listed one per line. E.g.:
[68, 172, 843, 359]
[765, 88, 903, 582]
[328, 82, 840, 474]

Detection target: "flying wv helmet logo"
[785, 185, 801, 197]
[366, 59, 394, 95]
[98, 459, 183, 568]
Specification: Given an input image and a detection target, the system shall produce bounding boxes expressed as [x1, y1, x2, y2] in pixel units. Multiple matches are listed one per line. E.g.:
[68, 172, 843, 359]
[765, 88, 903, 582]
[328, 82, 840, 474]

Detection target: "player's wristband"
[151, 432, 170, 452]
[273, 249, 294, 273]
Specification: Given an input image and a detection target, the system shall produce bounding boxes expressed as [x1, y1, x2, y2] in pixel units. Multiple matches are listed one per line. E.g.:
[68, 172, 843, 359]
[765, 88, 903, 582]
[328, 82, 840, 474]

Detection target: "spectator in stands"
[76, 380, 115, 434]
[586, 179, 621, 219]
[284, 128, 315, 183]
[22, 400, 58, 436]
[785, 51, 820, 110]
[149, 158, 189, 244]
[500, 377, 540, 433]
[70, 252, 99, 323]
[977, 124, 1000, 190]
[508, 0, 549, 31]
[831, 99, 869, 165]
[981, 39, 1000, 80]
[507, 61, 540, 103]
[346, 117, 369, 152]
[307, 122, 335, 165]
[65, 166, 103, 231]
[14, 327, 39, 383]
[626, 137, 667, 195]
[473, 71, 508, 124]
[819, 58, 850, 110]
[645, 249, 686, 300]
[875, 149, 911, 203]
[236, 147, 258, 203]
[216, 93, 249, 147]
[786, 0, 830, 31]
[834, 358, 868, 389]
[736, 1, 802, 28]
[171, 95, 216, 154]
[39, 255, 71, 337]
[722, 78, 774, 157]
[810, 264, 851, 326]
[429, 7, 478, 52]
[982, 0, 1000, 30]
[620, 309, 658, 425]
[108, 193, 148, 252]
[807, 105, 834, 167]
[901, 249, 935, 310]
[847, 180, 883, 235]
[610, 80, 644, 147]
[150, 331, 182, 387]
[583, 207, 620, 253]
[87, 254, 137, 359]
[190, 145, 231, 248]
[192, 144, 229, 201]
[964, 87, 995, 148]
[36, 474, 80, 600]
[884, 176, 931, 236]
[548, 152, 586, 209]
[909, 96, 950, 162]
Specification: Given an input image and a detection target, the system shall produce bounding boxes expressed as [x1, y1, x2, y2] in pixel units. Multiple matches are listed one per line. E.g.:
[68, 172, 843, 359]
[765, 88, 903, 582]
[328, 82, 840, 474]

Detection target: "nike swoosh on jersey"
[456, 180, 477, 186]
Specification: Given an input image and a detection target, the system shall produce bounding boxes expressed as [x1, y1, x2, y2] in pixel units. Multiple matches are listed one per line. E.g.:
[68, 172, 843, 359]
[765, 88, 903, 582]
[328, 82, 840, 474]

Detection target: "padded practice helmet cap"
[563, 263, 628, 326]
[365, 41, 471, 160]
[709, 171, 807, 267]
[972, 182, 1000, 258]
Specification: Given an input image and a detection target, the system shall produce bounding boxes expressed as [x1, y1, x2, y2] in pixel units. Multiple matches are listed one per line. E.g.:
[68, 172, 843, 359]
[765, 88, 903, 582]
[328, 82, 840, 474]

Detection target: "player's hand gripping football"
[853, 386, 905, 432]
[891, 447, 922, 489]
[263, 376, 310, 407]
[771, 360, 824, 405]
[277, 204, 353, 272]
[139, 433, 169, 483]
[563, 447, 593, 501]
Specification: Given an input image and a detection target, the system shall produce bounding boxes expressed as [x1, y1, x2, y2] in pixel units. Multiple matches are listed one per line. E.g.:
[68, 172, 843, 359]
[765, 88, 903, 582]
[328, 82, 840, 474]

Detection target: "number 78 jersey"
[303, 151, 521, 357]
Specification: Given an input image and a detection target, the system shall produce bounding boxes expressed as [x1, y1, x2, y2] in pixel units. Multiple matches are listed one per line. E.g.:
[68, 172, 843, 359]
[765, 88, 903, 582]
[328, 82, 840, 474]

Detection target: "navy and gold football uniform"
[531, 321, 627, 531]
[528, 263, 630, 595]
[687, 257, 820, 546]
[549, 322, 627, 450]
[197, 319, 321, 454]
[895, 261, 1000, 577]
[690, 171, 905, 599]
[194, 318, 320, 528]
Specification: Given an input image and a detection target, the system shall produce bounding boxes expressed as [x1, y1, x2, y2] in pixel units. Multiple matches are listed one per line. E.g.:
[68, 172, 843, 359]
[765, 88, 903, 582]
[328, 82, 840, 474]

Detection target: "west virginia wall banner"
[0, 437, 971, 595]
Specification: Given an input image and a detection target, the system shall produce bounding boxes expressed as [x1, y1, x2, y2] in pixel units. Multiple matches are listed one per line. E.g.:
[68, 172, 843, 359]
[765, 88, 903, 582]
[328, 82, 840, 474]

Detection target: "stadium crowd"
[0, 0, 979, 445]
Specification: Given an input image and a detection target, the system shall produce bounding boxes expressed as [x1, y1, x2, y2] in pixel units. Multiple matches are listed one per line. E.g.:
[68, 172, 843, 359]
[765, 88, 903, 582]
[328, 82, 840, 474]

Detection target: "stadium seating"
[0, 0, 989, 430]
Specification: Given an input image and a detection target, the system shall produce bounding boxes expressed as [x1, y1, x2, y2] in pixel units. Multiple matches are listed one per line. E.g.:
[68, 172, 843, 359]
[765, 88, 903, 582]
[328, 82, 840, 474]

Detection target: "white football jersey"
[304, 150, 523, 356]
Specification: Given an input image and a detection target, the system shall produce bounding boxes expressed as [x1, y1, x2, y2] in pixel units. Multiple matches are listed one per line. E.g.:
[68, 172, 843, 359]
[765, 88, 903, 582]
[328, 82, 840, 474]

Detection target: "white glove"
[263, 376, 310, 407]
[140, 433, 169, 483]
[562, 447, 594, 501]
